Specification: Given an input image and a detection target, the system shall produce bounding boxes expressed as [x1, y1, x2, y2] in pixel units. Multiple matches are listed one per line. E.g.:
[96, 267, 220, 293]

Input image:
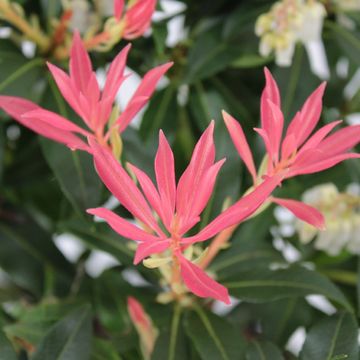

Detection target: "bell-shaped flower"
[0, 32, 172, 153]
[87, 121, 281, 304]
[223, 68, 360, 231]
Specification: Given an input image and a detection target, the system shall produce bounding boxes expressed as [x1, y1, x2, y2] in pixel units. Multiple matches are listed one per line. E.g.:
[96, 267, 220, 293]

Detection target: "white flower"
[62, 0, 98, 33]
[255, 0, 328, 77]
[296, 183, 360, 256]
[334, 0, 360, 12]
[94, 0, 114, 17]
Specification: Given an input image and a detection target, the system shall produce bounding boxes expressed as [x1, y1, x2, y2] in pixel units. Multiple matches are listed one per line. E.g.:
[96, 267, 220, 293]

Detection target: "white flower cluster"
[255, 0, 326, 67]
[297, 183, 360, 256]
[62, 0, 114, 33]
[334, 0, 360, 12]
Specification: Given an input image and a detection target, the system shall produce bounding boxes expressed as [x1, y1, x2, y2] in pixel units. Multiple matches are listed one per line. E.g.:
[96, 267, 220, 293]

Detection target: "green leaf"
[184, 24, 242, 83]
[152, 22, 168, 58]
[40, 0, 62, 25]
[0, 211, 73, 296]
[327, 20, 360, 66]
[300, 312, 359, 360]
[40, 139, 103, 214]
[151, 305, 187, 360]
[4, 301, 83, 347]
[93, 268, 156, 335]
[32, 305, 92, 360]
[92, 339, 122, 360]
[273, 45, 319, 119]
[246, 341, 284, 360]
[139, 86, 178, 140]
[59, 217, 134, 265]
[184, 5, 263, 83]
[185, 307, 246, 360]
[231, 54, 272, 69]
[225, 266, 352, 311]
[188, 82, 225, 130]
[0, 330, 17, 360]
[0, 47, 44, 99]
[228, 298, 315, 347]
[210, 210, 283, 280]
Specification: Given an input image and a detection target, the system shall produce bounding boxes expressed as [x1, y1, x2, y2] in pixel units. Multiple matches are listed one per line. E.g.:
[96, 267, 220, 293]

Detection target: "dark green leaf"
[40, 139, 103, 213]
[139, 86, 178, 140]
[246, 341, 284, 360]
[32, 305, 92, 360]
[210, 211, 282, 280]
[91, 339, 122, 360]
[185, 307, 246, 360]
[327, 20, 360, 66]
[300, 312, 359, 360]
[231, 54, 272, 69]
[152, 305, 188, 360]
[5, 301, 83, 347]
[0, 211, 73, 296]
[225, 266, 352, 311]
[0, 330, 17, 360]
[59, 217, 134, 265]
[0, 48, 44, 99]
[228, 298, 315, 347]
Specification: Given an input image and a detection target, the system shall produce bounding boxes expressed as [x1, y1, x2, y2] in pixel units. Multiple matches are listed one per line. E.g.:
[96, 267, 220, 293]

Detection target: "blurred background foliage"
[1, 0, 360, 359]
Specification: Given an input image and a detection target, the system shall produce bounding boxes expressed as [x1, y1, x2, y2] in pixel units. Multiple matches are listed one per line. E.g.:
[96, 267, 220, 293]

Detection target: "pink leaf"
[281, 133, 297, 161]
[117, 96, 149, 133]
[176, 121, 215, 223]
[89, 138, 164, 236]
[272, 197, 325, 229]
[178, 253, 230, 304]
[23, 109, 91, 136]
[102, 44, 131, 102]
[254, 127, 274, 173]
[87, 207, 160, 242]
[134, 240, 171, 264]
[155, 131, 176, 227]
[260, 68, 281, 139]
[285, 82, 326, 148]
[183, 158, 225, 233]
[114, 0, 125, 20]
[289, 152, 360, 177]
[123, 0, 156, 39]
[316, 125, 360, 157]
[184, 174, 282, 244]
[47, 62, 86, 123]
[0, 96, 89, 152]
[223, 110, 257, 183]
[126, 162, 166, 227]
[0, 95, 38, 117]
[267, 99, 284, 163]
[69, 31, 93, 94]
[127, 296, 151, 330]
[117, 62, 172, 128]
[299, 120, 342, 153]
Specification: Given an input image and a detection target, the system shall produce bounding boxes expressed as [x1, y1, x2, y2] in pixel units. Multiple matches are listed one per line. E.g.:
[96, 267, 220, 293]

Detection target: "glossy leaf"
[225, 266, 352, 311]
[300, 312, 359, 360]
[32, 305, 92, 360]
[246, 341, 284, 360]
[185, 307, 247, 360]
